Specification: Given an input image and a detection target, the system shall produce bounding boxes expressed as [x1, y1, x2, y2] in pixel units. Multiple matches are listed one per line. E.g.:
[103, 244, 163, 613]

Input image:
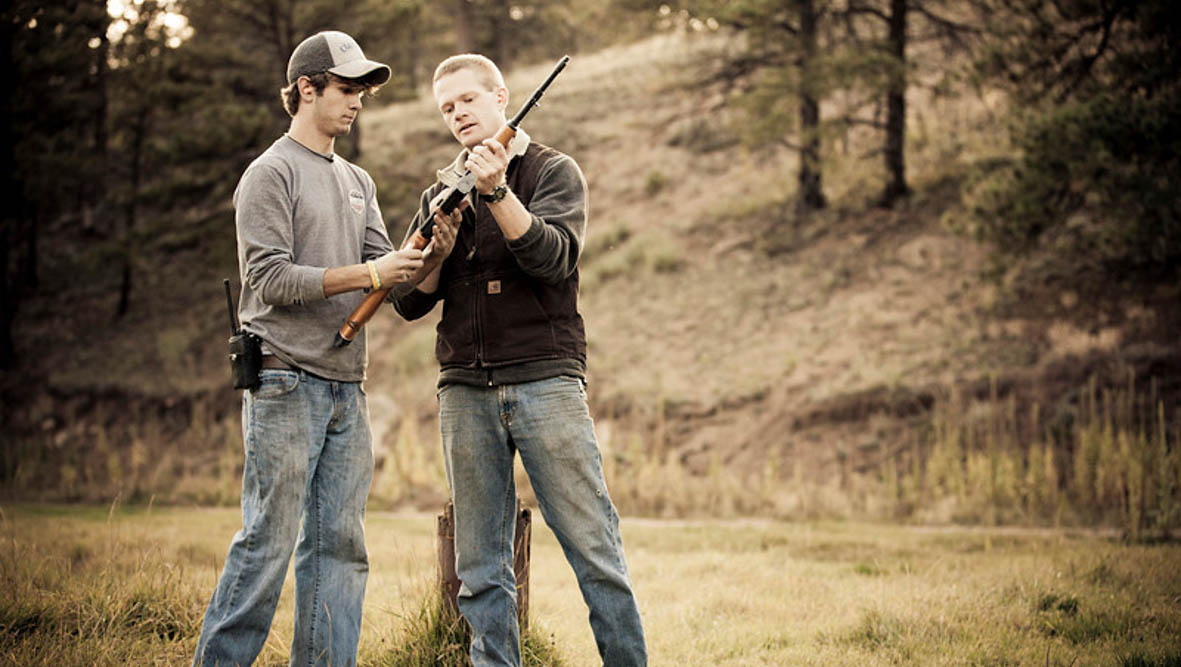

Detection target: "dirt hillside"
[348, 32, 1177, 517]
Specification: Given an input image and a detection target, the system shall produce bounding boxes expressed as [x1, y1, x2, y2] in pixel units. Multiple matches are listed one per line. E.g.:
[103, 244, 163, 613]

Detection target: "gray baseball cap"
[286, 31, 391, 86]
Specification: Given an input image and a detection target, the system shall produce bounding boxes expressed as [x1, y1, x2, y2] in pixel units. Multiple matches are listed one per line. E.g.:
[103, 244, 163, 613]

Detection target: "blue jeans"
[439, 376, 647, 667]
[193, 369, 374, 667]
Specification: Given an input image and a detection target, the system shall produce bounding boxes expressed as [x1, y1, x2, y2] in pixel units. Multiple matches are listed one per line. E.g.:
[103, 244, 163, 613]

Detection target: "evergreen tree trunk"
[85, 28, 109, 233]
[797, 0, 827, 212]
[346, 120, 361, 161]
[116, 259, 131, 320]
[117, 111, 147, 319]
[21, 210, 37, 290]
[880, 0, 910, 207]
[1, 5, 15, 369]
[489, 0, 512, 70]
[455, 0, 477, 52]
[0, 222, 13, 371]
[266, 0, 298, 86]
[798, 96, 825, 211]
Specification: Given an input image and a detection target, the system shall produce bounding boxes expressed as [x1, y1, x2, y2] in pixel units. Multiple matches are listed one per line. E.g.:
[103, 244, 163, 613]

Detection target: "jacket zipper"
[470, 210, 489, 381]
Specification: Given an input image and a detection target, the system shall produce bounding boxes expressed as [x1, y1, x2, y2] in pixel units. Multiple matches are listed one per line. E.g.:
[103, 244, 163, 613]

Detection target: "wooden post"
[513, 501, 532, 631]
[436, 504, 462, 618]
[437, 498, 532, 630]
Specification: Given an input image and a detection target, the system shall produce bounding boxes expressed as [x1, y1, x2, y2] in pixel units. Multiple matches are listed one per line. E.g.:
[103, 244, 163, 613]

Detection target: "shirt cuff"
[296, 265, 328, 303]
[505, 216, 546, 253]
[395, 286, 441, 314]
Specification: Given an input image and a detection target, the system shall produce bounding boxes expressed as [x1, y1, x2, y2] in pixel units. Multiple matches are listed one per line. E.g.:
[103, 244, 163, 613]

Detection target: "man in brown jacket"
[393, 54, 647, 667]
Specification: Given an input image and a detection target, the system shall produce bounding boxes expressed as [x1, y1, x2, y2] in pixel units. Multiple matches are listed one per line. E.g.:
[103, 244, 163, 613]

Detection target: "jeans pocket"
[251, 369, 300, 400]
[556, 374, 587, 398]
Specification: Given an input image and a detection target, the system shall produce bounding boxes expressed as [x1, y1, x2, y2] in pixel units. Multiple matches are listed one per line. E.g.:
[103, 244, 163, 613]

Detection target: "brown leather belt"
[260, 356, 297, 371]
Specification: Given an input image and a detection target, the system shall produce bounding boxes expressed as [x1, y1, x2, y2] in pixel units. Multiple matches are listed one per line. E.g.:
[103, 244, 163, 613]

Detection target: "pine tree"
[841, 0, 979, 208]
[668, 0, 836, 213]
[966, 0, 1181, 285]
[4, 0, 110, 360]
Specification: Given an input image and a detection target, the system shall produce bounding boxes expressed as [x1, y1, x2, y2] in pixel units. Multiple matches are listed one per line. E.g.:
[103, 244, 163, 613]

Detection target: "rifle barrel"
[508, 55, 569, 129]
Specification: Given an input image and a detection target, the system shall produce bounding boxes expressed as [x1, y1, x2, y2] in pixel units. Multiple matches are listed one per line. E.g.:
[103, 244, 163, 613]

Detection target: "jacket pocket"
[482, 275, 558, 363]
[437, 278, 479, 365]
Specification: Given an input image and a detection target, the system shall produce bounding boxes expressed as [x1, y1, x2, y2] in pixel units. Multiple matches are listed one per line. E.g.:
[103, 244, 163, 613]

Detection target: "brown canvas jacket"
[393, 141, 590, 387]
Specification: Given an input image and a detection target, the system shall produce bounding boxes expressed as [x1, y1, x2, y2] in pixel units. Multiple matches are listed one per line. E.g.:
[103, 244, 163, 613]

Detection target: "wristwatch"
[479, 184, 509, 204]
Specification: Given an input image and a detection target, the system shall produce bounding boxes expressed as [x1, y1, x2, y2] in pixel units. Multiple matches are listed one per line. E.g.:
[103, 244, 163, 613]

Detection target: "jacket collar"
[436, 128, 531, 188]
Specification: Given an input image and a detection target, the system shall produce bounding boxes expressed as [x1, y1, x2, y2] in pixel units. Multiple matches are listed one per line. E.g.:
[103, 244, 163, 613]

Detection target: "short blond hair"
[433, 54, 505, 92]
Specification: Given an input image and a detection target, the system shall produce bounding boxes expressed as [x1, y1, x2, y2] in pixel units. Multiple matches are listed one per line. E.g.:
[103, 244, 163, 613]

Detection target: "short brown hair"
[279, 71, 383, 117]
[433, 54, 505, 92]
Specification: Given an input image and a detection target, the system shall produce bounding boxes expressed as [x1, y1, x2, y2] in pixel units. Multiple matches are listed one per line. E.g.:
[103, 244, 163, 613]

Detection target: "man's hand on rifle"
[467, 138, 509, 195]
[374, 247, 425, 286]
[427, 200, 463, 263]
[408, 198, 465, 294]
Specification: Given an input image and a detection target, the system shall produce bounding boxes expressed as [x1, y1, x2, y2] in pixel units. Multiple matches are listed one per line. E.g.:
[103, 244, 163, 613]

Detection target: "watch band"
[479, 184, 509, 203]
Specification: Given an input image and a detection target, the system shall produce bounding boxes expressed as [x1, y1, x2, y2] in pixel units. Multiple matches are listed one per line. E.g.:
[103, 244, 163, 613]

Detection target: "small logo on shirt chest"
[348, 190, 365, 215]
[487, 280, 501, 294]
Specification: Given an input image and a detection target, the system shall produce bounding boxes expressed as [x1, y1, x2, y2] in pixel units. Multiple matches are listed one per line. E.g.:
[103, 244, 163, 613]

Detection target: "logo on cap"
[287, 30, 391, 86]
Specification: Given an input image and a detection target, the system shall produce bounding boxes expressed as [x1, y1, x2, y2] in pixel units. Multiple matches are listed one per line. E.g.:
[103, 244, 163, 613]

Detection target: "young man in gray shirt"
[193, 31, 459, 666]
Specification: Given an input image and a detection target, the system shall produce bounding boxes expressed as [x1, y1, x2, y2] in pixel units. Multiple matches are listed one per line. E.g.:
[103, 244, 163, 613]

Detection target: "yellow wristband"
[366, 260, 382, 290]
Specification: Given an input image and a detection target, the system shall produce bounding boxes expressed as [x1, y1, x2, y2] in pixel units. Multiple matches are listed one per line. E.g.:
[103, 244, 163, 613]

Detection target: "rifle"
[333, 55, 571, 348]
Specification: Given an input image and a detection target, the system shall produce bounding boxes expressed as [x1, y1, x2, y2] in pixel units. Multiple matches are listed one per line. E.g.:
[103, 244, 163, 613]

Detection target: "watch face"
[483, 184, 508, 202]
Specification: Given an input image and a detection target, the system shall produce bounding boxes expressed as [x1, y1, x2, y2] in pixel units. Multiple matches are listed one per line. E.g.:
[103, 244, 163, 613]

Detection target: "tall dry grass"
[0, 504, 564, 665]
[587, 368, 1179, 535]
[3, 505, 1180, 665]
[881, 372, 1181, 536]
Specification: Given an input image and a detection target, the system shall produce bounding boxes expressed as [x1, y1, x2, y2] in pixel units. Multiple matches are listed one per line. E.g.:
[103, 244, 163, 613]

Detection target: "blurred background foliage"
[5, 0, 1177, 368]
[1, 0, 1177, 526]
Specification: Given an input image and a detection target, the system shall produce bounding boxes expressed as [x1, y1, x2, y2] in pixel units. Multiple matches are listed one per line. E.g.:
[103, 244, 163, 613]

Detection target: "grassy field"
[2, 504, 1180, 665]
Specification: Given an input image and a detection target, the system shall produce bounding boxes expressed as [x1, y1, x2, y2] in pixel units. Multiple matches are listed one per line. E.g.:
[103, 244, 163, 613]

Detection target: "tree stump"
[437, 498, 532, 630]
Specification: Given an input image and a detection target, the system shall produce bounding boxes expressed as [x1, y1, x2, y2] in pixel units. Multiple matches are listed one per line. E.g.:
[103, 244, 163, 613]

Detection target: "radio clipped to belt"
[224, 279, 261, 390]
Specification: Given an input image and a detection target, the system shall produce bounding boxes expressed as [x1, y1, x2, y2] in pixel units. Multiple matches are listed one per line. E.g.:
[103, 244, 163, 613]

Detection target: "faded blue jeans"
[193, 369, 374, 667]
[439, 376, 647, 667]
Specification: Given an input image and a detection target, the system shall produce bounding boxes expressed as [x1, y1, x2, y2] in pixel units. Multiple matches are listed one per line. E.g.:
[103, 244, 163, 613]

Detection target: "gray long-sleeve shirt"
[234, 135, 394, 381]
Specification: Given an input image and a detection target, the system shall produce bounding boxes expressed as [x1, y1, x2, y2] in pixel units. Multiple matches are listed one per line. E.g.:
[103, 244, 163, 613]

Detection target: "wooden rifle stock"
[333, 231, 431, 348]
[332, 55, 570, 348]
